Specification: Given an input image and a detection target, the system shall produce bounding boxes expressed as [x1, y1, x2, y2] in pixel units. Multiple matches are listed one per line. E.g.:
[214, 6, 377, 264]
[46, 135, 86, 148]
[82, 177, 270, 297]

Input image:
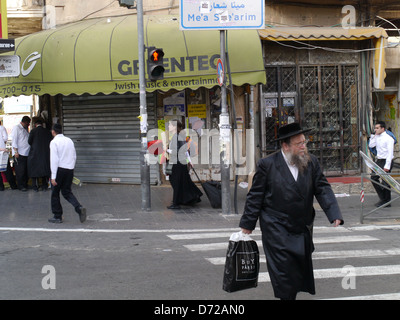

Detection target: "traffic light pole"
[219, 30, 231, 215]
[137, 0, 151, 211]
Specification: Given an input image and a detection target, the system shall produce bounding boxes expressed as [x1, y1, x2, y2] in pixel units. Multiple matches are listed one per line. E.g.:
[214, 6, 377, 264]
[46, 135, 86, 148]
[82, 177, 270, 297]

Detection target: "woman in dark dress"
[167, 120, 202, 209]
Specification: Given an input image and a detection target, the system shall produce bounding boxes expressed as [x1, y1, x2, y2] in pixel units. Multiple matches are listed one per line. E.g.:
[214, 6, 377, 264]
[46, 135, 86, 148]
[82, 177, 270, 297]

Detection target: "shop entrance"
[263, 64, 360, 176]
[62, 93, 159, 184]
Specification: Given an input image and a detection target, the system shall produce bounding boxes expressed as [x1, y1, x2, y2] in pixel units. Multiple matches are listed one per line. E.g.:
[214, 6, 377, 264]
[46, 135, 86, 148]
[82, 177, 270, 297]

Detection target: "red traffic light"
[152, 52, 159, 61]
[148, 47, 165, 81]
[150, 49, 164, 62]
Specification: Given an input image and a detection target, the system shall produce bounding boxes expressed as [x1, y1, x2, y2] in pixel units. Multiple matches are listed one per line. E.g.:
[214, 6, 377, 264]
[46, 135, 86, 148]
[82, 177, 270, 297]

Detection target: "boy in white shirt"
[49, 123, 86, 223]
[369, 121, 395, 207]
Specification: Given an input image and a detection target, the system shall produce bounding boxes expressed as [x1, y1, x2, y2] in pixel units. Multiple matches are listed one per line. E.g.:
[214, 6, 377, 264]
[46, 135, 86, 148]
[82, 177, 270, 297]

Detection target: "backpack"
[368, 130, 397, 156]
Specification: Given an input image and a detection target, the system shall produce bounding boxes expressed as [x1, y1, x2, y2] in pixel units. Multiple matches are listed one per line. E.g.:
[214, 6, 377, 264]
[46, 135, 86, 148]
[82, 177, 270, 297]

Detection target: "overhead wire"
[79, 0, 118, 21]
[264, 15, 400, 53]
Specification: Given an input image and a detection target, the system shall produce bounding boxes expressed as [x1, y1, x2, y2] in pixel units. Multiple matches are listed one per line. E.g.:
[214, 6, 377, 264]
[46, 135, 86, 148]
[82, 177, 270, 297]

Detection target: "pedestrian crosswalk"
[167, 225, 400, 300]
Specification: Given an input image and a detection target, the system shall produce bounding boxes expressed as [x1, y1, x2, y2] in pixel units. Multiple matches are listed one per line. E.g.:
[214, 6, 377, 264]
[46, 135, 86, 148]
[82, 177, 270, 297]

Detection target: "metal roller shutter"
[62, 93, 159, 184]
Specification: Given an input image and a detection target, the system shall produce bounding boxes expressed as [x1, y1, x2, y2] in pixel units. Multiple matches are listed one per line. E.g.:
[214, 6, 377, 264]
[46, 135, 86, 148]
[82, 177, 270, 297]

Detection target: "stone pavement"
[1, 177, 400, 230]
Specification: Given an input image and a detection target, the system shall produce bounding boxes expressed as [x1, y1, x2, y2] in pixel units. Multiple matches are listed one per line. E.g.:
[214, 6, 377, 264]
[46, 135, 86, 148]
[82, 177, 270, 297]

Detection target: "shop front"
[258, 26, 387, 176]
[0, 15, 266, 184]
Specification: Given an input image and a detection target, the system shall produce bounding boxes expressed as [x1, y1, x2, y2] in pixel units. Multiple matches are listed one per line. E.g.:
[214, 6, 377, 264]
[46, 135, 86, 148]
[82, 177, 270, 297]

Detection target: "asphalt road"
[1, 220, 400, 300]
[1, 184, 400, 302]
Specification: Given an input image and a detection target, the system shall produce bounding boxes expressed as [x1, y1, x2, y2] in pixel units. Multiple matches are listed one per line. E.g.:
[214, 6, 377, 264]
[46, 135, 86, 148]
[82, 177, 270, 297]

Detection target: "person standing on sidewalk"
[368, 121, 395, 207]
[239, 122, 343, 300]
[49, 123, 86, 223]
[28, 118, 52, 192]
[0, 120, 18, 191]
[11, 116, 31, 191]
[166, 120, 202, 209]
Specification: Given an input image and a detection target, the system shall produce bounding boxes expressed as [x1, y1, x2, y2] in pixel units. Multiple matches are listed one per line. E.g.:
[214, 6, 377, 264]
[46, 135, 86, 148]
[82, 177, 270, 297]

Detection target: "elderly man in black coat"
[240, 122, 344, 300]
[28, 118, 52, 191]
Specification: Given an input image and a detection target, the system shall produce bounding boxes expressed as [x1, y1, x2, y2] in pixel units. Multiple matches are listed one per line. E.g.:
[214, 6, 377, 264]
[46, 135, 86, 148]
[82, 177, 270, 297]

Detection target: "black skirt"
[169, 163, 203, 205]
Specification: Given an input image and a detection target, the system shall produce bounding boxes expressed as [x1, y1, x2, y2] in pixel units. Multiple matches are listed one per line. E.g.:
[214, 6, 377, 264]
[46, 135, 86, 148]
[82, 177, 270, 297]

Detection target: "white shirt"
[11, 123, 30, 156]
[50, 134, 77, 179]
[369, 131, 394, 170]
[282, 150, 298, 181]
[0, 125, 7, 150]
[0, 125, 7, 143]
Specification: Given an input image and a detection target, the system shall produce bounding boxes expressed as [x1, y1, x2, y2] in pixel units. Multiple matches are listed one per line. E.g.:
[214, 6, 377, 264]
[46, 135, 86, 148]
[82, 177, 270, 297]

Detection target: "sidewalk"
[0, 180, 399, 230]
[327, 176, 377, 195]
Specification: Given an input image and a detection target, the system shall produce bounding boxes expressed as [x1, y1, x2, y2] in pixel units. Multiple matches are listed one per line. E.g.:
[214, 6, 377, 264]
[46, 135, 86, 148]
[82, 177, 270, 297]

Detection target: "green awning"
[0, 15, 266, 97]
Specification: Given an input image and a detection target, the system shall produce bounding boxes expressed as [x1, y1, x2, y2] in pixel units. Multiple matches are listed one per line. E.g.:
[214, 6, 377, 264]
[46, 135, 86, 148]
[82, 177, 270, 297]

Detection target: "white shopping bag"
[0, 151, 8, 172]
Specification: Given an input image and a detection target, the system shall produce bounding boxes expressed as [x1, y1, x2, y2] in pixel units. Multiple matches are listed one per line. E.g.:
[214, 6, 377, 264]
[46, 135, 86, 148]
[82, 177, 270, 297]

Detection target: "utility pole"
[118, 1, 151, 210]
[219, 30, 231, 215]
[137, 0, 151, 211]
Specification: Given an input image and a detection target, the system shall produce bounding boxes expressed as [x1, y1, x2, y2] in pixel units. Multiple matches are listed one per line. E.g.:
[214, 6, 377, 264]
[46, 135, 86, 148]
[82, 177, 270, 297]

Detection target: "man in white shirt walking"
[49, 123, 86, 223]
[11, 116, 31, 191]
[369, 121, 395, 207]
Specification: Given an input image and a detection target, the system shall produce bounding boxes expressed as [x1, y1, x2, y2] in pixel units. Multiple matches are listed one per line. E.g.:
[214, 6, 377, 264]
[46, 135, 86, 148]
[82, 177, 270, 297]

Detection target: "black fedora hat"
[274, 122, 313, 142]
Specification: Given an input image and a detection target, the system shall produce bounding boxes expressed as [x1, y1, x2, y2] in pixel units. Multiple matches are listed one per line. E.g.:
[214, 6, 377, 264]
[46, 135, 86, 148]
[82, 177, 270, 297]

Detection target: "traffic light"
[147, 47, 165, 81]
[118, 0, 135, 8]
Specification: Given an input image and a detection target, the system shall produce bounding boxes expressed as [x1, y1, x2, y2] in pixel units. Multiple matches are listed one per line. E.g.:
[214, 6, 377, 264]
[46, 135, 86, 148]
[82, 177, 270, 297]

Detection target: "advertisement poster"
[188, 104, 207, 118]
[163, 92, 185, 116]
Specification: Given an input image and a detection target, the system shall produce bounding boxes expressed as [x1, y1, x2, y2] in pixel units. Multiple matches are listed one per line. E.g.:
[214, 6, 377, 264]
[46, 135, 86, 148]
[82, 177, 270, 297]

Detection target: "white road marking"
[184, 235, 379, 252]
[205, 248, 400, 265]
[258, 265, 400, 282]
[168, 232, 260, 240]
[0, 227, 239, 233]
[167, 227, 350, 240]
[348, 224, 400, 231]
[313, 248, 400, 260]
[323, 293, 400, 300]
[313, 235, 379, 244]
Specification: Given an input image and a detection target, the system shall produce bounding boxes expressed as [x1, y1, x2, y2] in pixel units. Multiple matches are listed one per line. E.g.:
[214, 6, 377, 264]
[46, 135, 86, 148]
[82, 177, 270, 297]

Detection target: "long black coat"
[239, 151, 343, 299]
[27, 126, 52, 178]
[169, 133, 203, 205]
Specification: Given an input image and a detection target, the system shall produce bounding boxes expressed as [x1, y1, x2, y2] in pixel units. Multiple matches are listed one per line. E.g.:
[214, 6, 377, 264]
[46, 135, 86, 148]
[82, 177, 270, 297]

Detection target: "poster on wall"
[265, 98, 277, 118]
[163, 92, 185, 116]
[187, 104, 207, 118]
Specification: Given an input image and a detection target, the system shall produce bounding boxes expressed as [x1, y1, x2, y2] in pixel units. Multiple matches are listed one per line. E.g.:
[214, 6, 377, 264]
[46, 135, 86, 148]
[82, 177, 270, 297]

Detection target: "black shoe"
[375, 200, 391, 208]
[48, 217, 62, 223]
[75, 206, 87, 223]
[20, 187, 27, 192]
[167, 204, 181, 210]
[375, 201, 385, 207]
[383, 201, 392, 208]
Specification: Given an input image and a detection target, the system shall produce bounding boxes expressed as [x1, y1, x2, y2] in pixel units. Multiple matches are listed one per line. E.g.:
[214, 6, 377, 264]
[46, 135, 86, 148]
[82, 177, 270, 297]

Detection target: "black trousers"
[0, 158, 17, 190]
[51, 167, 81, 218]
[14, 155, 28, 189]
[371, 158, 393, 202]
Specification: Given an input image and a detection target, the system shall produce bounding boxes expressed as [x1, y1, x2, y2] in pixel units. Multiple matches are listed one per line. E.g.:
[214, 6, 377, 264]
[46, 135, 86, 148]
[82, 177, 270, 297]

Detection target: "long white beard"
[286, 150, 311, 175]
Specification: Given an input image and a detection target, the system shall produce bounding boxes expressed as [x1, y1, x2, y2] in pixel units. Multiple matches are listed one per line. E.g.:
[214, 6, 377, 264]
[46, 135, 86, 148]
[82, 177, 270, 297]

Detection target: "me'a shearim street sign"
[179, 0, 265, 30]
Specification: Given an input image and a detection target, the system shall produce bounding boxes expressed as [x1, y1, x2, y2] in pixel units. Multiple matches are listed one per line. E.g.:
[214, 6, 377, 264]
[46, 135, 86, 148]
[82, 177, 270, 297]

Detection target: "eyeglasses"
[291, 139, 309, 147]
